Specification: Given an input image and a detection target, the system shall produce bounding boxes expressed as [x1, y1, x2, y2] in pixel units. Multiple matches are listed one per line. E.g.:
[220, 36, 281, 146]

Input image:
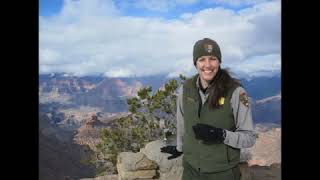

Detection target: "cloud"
[226, 53, 281, 74]
[104, 68, 133, 77]
[60, 0, 119, 18]
[116, 0, 199, 12]
[133, 0, 175, 12]
[176, 0, 198, 5]
[208, 0, 271, 7]
[39, 48, 62, 65]
[167, 57, 197, 78]
[39, 0, 281, 77]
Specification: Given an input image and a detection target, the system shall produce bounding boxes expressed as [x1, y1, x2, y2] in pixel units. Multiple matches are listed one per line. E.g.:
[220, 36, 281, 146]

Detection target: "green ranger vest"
[182, 74, 240, 173]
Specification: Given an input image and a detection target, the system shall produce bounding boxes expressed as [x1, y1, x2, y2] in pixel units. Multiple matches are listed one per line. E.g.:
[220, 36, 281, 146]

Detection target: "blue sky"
[40, 0, 258, 18]
[39, 0, 281, 78]
[40, 0, 63, 16]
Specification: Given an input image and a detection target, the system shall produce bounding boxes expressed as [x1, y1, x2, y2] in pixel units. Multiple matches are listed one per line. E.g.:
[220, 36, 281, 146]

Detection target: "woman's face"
[196, 55, 220, 85]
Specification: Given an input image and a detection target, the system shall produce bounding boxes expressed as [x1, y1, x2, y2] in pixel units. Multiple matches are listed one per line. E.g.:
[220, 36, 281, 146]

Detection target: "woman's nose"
[204, 59, 210, 67]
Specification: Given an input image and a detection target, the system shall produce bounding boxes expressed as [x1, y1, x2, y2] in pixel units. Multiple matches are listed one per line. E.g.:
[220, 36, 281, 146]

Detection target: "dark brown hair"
[207, 67, 240, 109]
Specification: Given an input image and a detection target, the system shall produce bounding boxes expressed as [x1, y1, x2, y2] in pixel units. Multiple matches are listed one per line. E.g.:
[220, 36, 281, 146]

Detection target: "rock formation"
[245, 128, 281, 166]
[74, 114, 108, 150]
[117, 152, 158, 180]
[81, 127, 281, 180]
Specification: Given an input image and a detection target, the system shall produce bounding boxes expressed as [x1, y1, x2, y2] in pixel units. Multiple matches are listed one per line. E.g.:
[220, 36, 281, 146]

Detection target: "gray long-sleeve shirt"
[176, 82, 257, 152]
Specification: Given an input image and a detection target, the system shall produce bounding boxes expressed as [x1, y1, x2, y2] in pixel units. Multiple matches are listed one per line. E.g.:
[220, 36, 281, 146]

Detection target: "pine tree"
[92, 75, 186, 175]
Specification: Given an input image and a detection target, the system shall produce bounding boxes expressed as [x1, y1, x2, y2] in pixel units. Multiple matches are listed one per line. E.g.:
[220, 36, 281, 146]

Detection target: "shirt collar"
[196, 75, 215, 92]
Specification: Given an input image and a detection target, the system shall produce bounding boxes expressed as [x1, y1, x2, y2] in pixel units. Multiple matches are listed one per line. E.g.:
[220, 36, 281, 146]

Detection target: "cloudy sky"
[39, 0, 281, 78]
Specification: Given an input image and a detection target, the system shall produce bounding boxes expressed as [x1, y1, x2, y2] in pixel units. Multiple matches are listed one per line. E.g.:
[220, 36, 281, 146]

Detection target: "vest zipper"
[226, 146, 230, 163]
[197, 100, 201, 118]
[197, 91, 202, 119]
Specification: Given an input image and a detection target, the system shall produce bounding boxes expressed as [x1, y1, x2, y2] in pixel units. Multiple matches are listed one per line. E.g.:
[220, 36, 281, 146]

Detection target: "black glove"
[192, 123, 225, 143]
[160, 146, 183, 160]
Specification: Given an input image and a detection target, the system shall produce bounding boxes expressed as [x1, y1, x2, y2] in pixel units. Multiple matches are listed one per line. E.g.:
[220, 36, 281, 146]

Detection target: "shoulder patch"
[239, 92, 249, 107]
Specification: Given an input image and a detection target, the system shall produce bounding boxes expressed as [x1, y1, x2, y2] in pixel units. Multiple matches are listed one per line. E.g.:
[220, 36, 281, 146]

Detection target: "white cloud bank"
[39, 0, 281, 77]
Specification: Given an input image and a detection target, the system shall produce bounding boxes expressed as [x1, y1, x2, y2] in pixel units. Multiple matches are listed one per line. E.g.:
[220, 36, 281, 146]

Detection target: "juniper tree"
[92, 75, 186, 175]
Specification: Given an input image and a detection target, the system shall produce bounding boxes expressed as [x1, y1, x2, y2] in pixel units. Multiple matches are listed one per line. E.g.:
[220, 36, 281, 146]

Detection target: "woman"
[161, 38, 257, 180]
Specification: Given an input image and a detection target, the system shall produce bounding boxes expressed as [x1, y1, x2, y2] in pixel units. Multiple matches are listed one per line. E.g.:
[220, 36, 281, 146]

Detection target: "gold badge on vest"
[218, 97, 225, 105]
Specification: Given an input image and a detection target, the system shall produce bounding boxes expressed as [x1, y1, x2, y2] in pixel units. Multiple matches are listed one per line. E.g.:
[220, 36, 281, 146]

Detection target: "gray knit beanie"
[193, 38, 221, 65]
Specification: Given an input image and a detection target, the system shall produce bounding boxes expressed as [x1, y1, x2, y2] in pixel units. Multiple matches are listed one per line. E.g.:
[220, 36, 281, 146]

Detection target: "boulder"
[117, 152, 158, 171]
[117, 152, 158, 180]
[140, 140, 183, 180]
[80, 174, 118, 180]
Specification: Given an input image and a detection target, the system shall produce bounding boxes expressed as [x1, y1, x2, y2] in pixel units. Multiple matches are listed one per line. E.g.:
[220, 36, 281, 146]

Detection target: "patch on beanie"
[204, 43, 213, 53]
